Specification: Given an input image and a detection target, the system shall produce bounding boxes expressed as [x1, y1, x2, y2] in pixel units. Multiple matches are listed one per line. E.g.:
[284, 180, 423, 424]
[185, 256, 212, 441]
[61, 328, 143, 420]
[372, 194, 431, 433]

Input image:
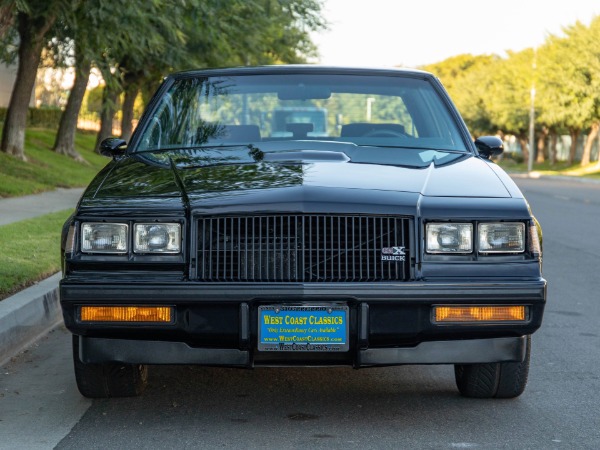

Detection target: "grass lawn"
[0, 209, 73, 300]
[496, 157, 600, 179]
[0, 126, 108, 300]
[0, 127, 108, 197]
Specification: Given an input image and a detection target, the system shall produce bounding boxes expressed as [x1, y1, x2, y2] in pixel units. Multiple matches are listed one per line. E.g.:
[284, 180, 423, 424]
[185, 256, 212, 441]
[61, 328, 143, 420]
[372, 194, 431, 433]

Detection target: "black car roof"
[168, 65, 434, 80]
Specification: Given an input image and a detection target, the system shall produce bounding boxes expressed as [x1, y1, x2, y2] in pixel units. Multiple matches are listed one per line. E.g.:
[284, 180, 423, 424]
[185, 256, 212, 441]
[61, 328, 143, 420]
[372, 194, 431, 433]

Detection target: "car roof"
[168, 65, 435, 80]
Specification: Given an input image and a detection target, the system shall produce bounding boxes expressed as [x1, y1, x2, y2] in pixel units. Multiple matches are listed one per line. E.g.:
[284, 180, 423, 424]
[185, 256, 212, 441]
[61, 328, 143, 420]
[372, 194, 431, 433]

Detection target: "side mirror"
[474, 136, 503, 159]
[100, 138, 127, 158]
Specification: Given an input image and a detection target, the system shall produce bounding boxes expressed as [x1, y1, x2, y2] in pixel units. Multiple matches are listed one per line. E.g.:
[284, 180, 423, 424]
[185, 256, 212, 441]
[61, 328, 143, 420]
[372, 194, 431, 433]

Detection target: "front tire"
[454, 335, 531, 399]
[72, 335, 148, 398]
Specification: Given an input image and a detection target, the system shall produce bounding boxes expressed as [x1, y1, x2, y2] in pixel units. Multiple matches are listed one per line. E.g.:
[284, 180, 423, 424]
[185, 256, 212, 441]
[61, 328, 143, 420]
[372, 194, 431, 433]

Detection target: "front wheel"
[454, 335, 531, 399]
[72, 335, 148, 398]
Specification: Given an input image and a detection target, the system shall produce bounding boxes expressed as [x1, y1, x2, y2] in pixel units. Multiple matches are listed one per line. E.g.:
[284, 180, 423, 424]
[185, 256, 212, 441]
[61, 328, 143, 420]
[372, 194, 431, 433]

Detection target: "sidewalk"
[0, 187, 85, 226]
[0, 187, 83, 365]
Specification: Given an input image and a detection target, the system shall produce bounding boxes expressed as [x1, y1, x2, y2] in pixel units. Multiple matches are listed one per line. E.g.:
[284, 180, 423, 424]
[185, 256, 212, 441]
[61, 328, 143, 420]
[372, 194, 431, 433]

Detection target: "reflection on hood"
[179, 163, 305, 192]
[135, 142, 468, 170]
[92, 144, 509, 200]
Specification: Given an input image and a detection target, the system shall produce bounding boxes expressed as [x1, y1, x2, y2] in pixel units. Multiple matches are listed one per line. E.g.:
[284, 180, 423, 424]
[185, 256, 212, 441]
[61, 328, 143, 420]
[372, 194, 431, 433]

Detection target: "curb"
[0, 273, 62, 366]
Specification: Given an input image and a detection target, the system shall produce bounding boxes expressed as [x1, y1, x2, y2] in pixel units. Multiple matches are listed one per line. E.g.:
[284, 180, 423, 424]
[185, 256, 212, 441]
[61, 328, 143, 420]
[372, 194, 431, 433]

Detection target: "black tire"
[72, 335, 148, 398]
[454, 335, 531, 399]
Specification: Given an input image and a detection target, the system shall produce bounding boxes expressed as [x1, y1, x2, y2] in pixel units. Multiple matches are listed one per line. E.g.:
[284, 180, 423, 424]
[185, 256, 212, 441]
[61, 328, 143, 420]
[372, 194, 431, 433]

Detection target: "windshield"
[135, 73, 469, 163]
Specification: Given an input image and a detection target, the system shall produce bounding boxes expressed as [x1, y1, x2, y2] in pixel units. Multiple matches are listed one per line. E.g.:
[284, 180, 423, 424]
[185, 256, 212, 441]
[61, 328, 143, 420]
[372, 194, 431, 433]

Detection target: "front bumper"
[78, 335, 527, 366]
[60, 280, 546, 367]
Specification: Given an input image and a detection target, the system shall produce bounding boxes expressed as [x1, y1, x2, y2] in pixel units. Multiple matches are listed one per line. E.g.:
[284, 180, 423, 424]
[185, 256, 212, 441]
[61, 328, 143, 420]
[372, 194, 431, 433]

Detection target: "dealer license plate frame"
[257, 304, 349, 352]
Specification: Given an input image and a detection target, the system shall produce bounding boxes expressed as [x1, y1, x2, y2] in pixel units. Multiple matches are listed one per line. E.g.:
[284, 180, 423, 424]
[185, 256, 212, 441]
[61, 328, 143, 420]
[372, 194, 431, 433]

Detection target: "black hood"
[80, 148, 523, 217]
[88, 148, 514, 194]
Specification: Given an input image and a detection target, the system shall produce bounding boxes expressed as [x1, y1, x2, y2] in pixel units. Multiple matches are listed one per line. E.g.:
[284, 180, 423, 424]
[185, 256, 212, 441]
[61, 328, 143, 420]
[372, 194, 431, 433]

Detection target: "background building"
[0, 63, 35, 108]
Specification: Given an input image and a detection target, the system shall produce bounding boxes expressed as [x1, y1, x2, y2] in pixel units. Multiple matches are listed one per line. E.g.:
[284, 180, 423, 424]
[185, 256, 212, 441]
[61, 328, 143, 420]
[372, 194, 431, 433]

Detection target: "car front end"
[60, 66, 546, 398]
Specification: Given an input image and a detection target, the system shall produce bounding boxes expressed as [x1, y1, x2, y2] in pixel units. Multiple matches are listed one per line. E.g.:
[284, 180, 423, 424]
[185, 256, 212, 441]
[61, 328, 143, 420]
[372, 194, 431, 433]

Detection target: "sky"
[311, 0, 600, 68]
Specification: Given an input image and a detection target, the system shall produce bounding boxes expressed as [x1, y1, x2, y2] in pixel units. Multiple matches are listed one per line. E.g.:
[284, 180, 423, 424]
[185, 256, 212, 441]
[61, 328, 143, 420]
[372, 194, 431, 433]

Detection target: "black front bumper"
[60, 280, 546, 367]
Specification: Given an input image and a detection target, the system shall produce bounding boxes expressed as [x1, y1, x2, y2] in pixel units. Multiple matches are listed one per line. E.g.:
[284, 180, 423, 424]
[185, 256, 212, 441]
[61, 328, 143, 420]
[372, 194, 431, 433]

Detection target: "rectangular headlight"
[81, 223, 128, 253]
[478, 223, 525, 253]
[134, 223, 181, 254]
[426, 223, 473, 253]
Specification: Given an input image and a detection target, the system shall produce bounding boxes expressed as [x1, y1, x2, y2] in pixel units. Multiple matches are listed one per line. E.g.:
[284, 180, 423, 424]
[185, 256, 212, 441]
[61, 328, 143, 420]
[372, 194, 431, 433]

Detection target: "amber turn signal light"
[80, 306, 172, 323]
[434, 305, 526, 323]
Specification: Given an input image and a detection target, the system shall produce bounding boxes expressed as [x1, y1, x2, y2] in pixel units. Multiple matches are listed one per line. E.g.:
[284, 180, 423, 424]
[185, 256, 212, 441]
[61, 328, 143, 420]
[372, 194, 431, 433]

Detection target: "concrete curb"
[0, 273, 62, 366]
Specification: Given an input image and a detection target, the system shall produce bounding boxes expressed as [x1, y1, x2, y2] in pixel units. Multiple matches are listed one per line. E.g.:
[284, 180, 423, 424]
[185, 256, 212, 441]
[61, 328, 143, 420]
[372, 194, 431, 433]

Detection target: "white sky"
[311, 0, 600, 68]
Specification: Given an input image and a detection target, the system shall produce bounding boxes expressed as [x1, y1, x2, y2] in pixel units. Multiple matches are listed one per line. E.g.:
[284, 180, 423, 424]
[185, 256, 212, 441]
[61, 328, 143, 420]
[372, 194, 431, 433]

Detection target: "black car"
[60, 66, 546, 399]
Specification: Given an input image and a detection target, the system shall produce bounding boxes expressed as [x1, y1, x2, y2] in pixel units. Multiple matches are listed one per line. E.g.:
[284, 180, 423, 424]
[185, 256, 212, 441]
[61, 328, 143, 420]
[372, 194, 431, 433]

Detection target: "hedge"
[0, 107, 63, 129]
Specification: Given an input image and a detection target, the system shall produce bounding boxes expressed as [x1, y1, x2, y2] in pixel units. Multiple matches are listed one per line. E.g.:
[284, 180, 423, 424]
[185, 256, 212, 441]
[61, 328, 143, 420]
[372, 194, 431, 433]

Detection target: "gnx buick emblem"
[381, 246, 406, 261]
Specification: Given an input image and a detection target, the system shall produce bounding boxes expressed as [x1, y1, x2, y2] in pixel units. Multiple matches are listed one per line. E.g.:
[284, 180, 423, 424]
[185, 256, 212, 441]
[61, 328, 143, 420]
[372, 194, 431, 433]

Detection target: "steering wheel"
[363, 129, 409, 138]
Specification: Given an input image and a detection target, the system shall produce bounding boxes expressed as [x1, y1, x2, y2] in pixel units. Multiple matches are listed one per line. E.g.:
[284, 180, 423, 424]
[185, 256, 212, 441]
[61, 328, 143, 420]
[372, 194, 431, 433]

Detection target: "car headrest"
[341, 123, 405, 137]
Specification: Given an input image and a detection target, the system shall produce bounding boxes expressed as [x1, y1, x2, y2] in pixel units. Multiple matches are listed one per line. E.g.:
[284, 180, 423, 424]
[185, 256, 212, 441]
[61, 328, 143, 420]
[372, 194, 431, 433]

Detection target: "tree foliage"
[424, 16, 600, 166]
[0, 0, 326, 160]
[0, 0, 77, 159]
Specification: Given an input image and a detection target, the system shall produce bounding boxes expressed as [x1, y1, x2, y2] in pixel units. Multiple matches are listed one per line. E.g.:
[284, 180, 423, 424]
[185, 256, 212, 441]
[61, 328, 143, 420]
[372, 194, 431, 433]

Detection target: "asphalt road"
[1, 177, 599, 449]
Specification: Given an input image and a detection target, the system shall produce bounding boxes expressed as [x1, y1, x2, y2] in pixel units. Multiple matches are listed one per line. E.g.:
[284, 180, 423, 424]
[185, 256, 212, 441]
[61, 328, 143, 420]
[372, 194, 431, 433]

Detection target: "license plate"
[258, 305, 349, 352]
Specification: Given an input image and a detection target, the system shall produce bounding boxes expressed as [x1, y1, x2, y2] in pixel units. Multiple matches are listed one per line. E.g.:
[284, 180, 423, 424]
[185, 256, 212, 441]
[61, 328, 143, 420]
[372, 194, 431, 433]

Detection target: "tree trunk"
[580, 122, 599, 166]
[549, 131, 558, 166]
[0, 12, 56, 160]
[53, 55, 91, 163]
[568, 128, 579, 165]
[94, 85, 119, 153]
[517, 134, 529, 165]
[120, 84, 139, 142]
[536, 127, 548, 164]
[140, 81, 157, 108]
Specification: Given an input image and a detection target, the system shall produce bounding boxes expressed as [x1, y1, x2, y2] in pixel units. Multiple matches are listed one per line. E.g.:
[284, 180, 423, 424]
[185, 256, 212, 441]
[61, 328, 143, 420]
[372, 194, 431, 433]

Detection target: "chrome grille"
[196, 215, 412, 282]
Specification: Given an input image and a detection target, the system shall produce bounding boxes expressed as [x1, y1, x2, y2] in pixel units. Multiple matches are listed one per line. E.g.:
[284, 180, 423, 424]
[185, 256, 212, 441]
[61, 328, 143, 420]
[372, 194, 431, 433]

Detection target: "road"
[1, 177, 599, 449]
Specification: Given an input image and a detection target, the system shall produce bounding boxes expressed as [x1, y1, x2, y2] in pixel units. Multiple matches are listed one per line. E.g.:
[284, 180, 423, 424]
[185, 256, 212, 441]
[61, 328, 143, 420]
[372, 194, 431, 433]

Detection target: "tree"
[115, 0, 326, 146]
[0, 0, 75, 160]
[572, 17, 600, 166]
[422, 54, 498, 137]
[93, 0, 191, 152]
[52, 39, 89, 161]
[481, 49, 537, 162]
[537, 21, 600, 165]
[3, 0, 326, 159]
[52, 0, 184, 157]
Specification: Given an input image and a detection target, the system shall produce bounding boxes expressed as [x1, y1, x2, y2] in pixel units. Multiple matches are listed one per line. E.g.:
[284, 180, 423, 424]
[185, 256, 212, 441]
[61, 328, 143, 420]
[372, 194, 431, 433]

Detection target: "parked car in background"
[60, 65, 546, 399]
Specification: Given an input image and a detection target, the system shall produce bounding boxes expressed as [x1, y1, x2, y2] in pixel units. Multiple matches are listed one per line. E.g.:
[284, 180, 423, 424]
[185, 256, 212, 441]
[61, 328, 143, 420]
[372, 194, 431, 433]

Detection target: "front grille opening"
[197, 215, 412, 282]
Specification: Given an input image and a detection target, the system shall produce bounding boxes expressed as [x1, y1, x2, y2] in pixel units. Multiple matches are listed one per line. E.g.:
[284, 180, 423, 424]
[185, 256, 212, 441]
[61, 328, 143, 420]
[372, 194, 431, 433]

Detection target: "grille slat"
[197, 215, 412, 282]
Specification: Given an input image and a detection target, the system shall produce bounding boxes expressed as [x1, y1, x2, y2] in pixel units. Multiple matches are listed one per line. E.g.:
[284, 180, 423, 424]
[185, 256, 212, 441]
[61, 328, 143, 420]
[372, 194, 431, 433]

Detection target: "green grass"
[496, 157, 600, 178]
[0, 209, 73, 300]
[0, 127, 108, 197]
[0, 126, 108, 301]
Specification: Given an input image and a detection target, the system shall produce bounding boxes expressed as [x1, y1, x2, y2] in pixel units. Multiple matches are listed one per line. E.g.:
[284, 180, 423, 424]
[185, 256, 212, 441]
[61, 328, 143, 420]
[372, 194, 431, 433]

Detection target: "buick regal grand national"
[60, 66, 546, 399]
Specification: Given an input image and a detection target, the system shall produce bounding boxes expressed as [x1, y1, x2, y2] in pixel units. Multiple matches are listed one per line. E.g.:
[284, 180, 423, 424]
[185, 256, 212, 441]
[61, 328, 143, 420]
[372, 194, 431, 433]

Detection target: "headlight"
[426, 223, 473, 253]
[478, 223, 525, 253]
[81, 223, 128, 253]
[134, 223, 181, 253]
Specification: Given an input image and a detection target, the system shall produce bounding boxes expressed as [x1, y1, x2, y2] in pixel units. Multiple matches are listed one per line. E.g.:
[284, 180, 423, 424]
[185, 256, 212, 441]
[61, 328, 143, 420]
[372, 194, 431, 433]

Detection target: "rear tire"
[454, 335, 531, 399]
[72, 335, 148, 398]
